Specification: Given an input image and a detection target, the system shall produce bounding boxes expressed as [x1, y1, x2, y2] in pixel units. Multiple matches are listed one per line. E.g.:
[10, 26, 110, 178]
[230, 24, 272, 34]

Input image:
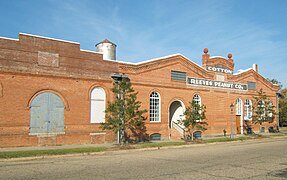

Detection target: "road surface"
[0, 138, 287, 179]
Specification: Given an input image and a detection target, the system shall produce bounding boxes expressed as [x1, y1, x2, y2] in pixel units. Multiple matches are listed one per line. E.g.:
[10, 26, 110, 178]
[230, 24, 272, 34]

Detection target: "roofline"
[115, 53, 206, 71]
[233, 68, 253, 75]
[0, 36, 19, 41]
[19, 32, 80, 45]
[80, 49, 103, 55]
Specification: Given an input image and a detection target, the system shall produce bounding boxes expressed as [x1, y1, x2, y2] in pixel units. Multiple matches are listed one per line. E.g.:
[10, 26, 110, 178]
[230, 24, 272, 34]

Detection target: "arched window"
[193, 94, 201, 106]
[193, 94, 202, 121]
[150, 92, 160, 122]
[258, 100, 265, 120]
[244, 99, 252, 120]
[90, 87, 106, 123]
[30, 92, 64, 133]
[268, 99, 273, 120]
[236, 98, 242, 115]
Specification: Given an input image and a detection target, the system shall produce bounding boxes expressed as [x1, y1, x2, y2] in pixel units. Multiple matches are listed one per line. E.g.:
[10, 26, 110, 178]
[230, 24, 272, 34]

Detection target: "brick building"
[0, 33, 279, 147]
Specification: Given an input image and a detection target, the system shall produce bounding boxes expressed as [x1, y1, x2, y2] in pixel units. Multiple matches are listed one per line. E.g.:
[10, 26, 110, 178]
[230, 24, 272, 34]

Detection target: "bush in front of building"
[279, 88, 287, 127]
[100, 79, 148, 145]
[180, 101, 208, 141]
[252, 89, 277, 132]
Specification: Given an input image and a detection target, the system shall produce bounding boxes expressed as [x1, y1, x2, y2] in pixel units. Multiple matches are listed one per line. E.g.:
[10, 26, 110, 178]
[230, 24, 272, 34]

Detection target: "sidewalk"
[1, 128, 286, 153]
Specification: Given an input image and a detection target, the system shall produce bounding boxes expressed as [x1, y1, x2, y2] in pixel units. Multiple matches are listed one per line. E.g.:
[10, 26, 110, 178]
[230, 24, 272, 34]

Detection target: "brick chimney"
[253, 64, 258, 72]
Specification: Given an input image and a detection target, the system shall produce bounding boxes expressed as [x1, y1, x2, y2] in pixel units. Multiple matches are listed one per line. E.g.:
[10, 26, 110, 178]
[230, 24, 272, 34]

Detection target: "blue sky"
[0, 0, 286, 88]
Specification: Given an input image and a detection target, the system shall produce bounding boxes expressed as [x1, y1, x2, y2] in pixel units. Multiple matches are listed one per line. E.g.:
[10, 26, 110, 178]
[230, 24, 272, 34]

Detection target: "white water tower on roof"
[95, 39, 117, 61]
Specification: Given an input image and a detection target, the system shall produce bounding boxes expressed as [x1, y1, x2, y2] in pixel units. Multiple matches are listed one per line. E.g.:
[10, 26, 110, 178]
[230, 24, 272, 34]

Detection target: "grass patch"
[0, 147, 107, 159]
[202, 136, 254, 143]
[135, 141, 187, 149]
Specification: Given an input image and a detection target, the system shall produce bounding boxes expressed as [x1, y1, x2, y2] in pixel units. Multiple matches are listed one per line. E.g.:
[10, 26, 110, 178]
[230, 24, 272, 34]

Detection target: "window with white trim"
[258, 100, 265, 121]
[90, 87, 106, 123]
[244, 99, 252, 120]
[236, 98, 242, 115]
[268, 99, 273, 120]
[193, 94, 202, 121]
[193, 94, 201, 106]
[150, 92, 160, 122]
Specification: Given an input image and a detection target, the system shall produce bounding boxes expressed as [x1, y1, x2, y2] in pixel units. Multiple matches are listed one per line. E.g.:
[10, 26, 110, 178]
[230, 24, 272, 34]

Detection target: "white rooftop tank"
[95, 39, 116, 61]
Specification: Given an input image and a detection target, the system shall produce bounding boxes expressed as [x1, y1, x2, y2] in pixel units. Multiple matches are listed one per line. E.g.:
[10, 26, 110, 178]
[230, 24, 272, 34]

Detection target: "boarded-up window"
[90, 87, 106, 123]
[38, 51, 59, 67]
[30, 92, 64, 133]
[171, 71, 186, 81]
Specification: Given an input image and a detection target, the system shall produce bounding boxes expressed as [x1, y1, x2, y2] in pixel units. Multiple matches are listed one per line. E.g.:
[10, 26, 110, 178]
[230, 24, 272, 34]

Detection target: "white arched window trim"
[236, 98, 242, 116]
[90, 87, 106, 123]
[150, 91, 161, 122]
[244, 99, 252, 120]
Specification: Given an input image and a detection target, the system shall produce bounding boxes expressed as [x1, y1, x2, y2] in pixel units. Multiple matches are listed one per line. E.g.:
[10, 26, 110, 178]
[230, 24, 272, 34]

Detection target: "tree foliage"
[267, 78, 283, 89]
[100, 79, 148, 144]
[252, 89, 276, 130]
[279, 88, 287, 126]
[180, 101, 208, 141]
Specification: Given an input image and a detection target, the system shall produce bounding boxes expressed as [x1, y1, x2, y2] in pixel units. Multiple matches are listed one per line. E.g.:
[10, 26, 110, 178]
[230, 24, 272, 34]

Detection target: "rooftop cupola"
[96, 39, 117, 61]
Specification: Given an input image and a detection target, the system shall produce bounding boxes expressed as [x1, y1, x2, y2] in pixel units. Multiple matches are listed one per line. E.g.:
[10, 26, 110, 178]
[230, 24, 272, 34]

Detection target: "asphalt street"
[0, 138, 287, 180]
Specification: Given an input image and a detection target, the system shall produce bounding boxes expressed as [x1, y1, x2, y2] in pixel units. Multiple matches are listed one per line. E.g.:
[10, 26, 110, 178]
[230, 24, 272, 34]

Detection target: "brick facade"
[0, 33, 279, 147]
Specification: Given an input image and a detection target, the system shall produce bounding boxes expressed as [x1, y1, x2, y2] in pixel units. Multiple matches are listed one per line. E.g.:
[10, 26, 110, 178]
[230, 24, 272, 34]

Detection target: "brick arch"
[168, 97, 187, 109]
[192, 92, 202, 99]
[148, 88, 163, 95]
[148, 88, 163, 101]
[88, 84, 110, 101]
[27, 89, 69, 111]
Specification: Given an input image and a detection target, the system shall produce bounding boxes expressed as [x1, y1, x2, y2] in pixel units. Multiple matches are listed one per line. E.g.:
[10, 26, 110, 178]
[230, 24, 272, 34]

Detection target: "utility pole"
[230, 103, 235, 139]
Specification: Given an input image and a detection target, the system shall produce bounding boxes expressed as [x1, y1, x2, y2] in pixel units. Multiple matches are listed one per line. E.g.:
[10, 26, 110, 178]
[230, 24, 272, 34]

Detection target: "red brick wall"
[0, 72, 117, 147]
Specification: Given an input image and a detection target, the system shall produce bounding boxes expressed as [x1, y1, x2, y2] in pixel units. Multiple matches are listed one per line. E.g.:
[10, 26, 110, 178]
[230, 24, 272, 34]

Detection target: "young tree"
[279, 88, 287, 126]
[252, 89, 276, 132]
[100, 79, 147, 144]
[180, 101, 208, 141]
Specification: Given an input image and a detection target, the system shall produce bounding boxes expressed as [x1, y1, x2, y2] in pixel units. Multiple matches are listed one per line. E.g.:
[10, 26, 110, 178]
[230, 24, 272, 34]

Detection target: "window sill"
[149, 121, 161, 123]
[90, 132, 106, 136]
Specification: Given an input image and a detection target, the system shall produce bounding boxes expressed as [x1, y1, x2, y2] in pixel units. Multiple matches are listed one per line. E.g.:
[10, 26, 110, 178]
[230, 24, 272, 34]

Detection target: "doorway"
[169, 100, 185, 128]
